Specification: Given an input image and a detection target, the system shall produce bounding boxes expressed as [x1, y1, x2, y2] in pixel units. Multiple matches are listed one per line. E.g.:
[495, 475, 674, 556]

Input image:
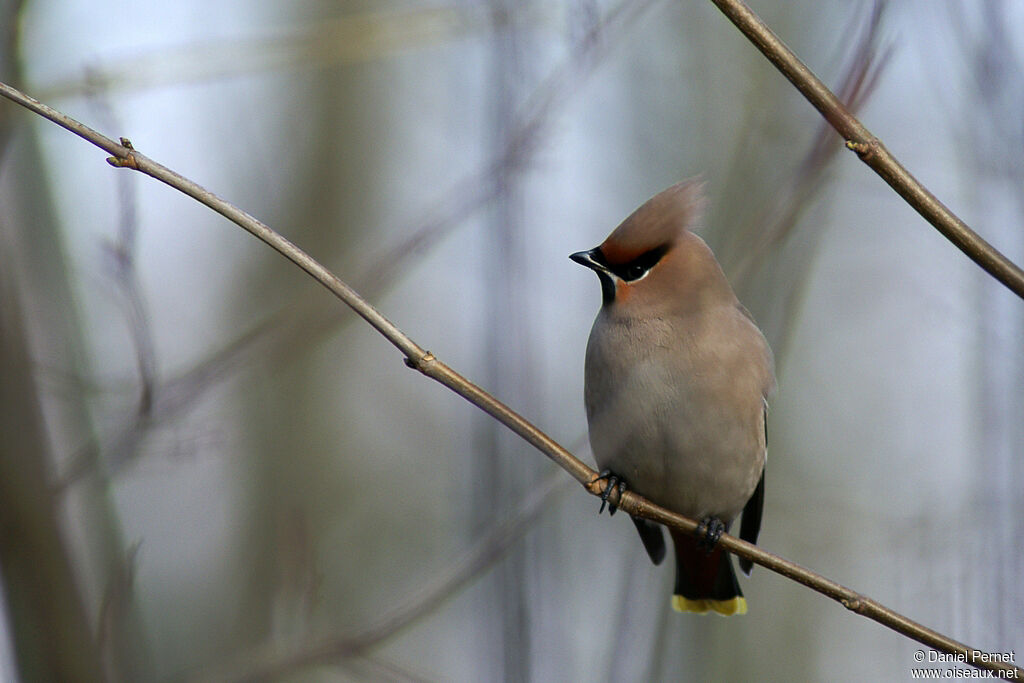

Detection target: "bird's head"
[571, 180, 735, 317]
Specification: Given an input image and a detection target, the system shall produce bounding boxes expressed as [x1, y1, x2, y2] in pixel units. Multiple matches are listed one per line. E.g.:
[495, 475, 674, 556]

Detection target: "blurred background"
[1, 0, 1021, 681]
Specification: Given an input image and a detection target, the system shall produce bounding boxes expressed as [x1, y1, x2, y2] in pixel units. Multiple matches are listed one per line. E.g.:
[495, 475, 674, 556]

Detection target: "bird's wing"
[737, 403, 768, 575]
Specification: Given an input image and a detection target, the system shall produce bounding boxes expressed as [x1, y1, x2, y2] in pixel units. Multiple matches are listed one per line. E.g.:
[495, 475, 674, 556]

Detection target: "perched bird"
[571, 180, 775, 616]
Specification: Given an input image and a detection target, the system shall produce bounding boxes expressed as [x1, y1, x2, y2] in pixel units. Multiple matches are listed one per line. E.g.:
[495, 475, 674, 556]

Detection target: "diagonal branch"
[708, 0, 1024, 301]
[1, 81, 1019, 680]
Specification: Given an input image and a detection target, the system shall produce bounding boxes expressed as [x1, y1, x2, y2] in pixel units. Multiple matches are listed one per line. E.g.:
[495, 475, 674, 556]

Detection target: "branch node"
[844, 139, 876, 161]
[106, 153, 138, 170]
[106, 137, 139, 169]
[404, 351, 436, 371]
[841, 596, 864, 612]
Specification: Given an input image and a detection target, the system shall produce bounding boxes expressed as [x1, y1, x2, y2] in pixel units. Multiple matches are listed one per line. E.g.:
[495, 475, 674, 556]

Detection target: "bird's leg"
[589, 469, 628, 516]
[696, 516, 726, 552]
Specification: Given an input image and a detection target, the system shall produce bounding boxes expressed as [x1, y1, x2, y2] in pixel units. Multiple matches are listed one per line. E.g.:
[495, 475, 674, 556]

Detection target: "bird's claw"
[590, 469, 627, 516]
[696, 516, 726, 552]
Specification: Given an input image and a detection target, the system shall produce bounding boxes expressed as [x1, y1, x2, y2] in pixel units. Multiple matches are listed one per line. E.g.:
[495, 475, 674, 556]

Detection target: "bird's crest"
[599, 179, 707, 266]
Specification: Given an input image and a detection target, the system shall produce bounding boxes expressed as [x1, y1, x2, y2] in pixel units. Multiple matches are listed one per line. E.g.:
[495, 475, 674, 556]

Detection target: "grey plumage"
[573, 180, 775, 615]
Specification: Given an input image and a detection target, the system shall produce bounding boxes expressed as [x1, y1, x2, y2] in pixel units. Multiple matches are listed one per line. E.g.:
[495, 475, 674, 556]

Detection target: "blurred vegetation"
[0, 1, 1021, 681]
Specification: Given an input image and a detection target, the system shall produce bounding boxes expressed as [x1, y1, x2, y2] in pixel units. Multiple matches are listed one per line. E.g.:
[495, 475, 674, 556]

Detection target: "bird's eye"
[611, 244, 668, 282]
[625, 264, 647, 280]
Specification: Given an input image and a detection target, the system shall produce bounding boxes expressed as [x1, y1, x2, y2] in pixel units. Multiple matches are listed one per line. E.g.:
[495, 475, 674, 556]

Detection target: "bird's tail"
[668, 529, 746, 616]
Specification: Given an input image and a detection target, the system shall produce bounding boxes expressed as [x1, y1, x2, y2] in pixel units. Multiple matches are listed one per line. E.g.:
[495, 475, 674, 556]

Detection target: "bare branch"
[2, 81, 1020, 680]
[708, 0, 1024, 300]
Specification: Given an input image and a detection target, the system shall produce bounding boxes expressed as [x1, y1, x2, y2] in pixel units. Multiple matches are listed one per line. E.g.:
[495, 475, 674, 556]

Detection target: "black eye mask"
[597, 244, 669, 282]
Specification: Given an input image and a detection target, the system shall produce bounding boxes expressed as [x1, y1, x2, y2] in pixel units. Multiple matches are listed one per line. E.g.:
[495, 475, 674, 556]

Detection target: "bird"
[570, 179, 775, 616]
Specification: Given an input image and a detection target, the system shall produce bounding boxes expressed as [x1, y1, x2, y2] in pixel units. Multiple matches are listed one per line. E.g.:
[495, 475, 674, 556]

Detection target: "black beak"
[571, 247, 616, 305]
[570, 248, 605, 272]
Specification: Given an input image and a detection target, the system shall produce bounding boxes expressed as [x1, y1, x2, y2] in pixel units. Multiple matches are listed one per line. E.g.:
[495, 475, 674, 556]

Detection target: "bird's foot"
[589, 469, 627, 516]
[696, 516, 726, 552]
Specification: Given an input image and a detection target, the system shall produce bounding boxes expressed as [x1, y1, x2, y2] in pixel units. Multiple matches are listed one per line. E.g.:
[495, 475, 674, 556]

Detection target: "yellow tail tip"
[671, 595, 747, 616]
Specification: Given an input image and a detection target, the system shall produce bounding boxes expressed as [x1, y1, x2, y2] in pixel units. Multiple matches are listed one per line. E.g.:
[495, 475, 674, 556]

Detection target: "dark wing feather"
[632, 517, 666, 565]
[738, 403, 768, 575]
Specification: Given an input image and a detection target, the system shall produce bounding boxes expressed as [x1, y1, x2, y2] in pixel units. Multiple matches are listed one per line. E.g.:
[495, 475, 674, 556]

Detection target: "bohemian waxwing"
[571, 180, 775, 616]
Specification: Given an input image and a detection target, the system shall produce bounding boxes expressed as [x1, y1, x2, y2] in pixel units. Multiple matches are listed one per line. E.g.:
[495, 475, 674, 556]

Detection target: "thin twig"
[188, 470, 571, 683]
[1, 82, 1020, 680]
[708, 0, 1024, 301]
